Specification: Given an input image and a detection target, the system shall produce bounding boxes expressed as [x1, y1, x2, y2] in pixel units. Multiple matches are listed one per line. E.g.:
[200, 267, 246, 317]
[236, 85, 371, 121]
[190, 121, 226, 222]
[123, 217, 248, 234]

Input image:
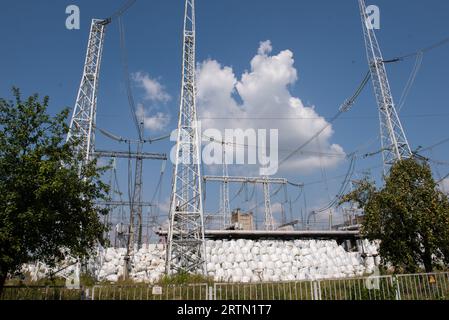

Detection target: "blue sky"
[1, 0, 449, 235]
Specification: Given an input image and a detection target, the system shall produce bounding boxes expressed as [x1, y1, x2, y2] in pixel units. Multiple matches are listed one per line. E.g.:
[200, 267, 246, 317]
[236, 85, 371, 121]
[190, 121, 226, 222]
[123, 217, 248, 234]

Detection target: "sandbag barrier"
[20, 239, 381, 284]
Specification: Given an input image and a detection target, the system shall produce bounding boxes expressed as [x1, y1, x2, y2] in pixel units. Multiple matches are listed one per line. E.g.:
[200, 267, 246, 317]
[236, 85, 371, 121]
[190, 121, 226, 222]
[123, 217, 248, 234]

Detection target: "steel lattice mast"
[263, 177, 275, 231]
[204, 176, 291, 230]
[219, 142, 231, 229]
[166, 0, 206, 275]
[67, 19, 109, 164]
[358, 0, 412, 175]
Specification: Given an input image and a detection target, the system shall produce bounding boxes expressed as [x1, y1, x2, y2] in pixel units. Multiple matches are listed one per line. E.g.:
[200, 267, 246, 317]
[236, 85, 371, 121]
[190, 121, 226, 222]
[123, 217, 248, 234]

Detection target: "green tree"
[340, 158, 449, 273]
[0, 88, 109, 294]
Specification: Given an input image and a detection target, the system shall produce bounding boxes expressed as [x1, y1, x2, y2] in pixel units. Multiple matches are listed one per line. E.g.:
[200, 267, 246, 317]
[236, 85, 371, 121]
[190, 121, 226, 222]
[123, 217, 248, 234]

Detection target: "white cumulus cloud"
[136, 103, 170, 132]
[132, 72, 171, 103]
[438, 178, 449, 194]
[197, 40, 346, 174]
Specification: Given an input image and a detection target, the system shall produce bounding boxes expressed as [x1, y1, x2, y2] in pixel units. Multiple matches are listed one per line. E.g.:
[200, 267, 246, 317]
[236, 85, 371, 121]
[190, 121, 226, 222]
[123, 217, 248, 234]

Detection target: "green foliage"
[0, 88, 110, 289]
[340, 158, 449, 273]
[159, 271, 214, 285]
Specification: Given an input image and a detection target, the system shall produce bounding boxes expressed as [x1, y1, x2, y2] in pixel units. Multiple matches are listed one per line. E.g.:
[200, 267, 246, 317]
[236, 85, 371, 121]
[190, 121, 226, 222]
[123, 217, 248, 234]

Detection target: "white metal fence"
[2, 272, 449, 300]
[90, 283, 209, 300]
[213, 272, 449, 300]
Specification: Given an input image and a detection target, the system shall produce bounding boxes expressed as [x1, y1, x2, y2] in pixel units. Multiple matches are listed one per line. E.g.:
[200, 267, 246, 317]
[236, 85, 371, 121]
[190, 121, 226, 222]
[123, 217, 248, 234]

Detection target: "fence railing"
[2, 272, 449, 300]
[213, 272, 449, 300]
[0, 286, 84, 300]
[90, 283, 209, 300]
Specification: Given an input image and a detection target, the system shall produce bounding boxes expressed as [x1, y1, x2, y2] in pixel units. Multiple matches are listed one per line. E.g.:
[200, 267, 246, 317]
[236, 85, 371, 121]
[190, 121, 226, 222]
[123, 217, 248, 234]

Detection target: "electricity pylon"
[219, 142, 231, 229]
[263, 177, 275, 231]
[166, 0, 206, 275]
[358, 0, 412, 175]
[67, 19, 109, 165]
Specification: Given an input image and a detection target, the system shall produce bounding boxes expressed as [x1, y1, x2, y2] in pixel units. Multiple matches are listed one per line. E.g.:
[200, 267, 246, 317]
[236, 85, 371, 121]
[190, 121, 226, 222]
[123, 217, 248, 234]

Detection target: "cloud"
[157, 197, 171, 215]
[132, 72, 171, 103]
[438, 178, 449, 194]
[197, 40, 346, 174]
[136, 103, 170, 132]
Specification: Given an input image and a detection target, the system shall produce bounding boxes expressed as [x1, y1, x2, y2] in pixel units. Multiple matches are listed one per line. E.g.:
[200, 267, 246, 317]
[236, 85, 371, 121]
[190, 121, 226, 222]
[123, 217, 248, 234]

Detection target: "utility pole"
[166, 0, 206, 275]
[358, 0, 412, 175]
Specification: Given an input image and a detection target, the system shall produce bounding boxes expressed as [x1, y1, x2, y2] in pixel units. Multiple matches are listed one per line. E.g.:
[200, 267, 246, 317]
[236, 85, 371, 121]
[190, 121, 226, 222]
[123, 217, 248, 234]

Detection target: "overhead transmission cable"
[279, 70, 371, 168]
[118, 16, 142, 141]
[108, 0, 137, 22]
[393, 35, 449, 61]
[397, 52, 424, 113]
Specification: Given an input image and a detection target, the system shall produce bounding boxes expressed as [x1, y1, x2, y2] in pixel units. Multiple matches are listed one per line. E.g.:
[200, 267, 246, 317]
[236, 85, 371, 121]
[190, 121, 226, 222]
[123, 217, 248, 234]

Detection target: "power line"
[397, 52, 424, 113]
[108, 0, 138, 22]
[394, 35, 449, 60]
[118, 16, 142, 141]
[97, 113, 449, 120]
[418, 137, 449, 153]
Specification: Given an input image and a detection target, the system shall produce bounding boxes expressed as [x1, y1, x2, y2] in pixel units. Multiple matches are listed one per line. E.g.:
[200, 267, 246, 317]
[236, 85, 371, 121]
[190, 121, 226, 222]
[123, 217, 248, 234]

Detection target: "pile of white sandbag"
[96, 244, 166, 283]
[360, 239, 381, 274]
[20, 239, 380, 284]
[206, 239, 371, 283]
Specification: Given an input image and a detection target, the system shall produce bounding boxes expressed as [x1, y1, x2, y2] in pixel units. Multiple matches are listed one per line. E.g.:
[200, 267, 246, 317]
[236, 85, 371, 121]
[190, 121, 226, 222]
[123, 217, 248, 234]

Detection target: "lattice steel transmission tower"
[219, 142, 231, 229]
[67, 19, 109, 164]
[263, 177, 275, 231]
[358, 0, 412, 175]
[166, 0, 206, 275]
[203, 176, 290, 231]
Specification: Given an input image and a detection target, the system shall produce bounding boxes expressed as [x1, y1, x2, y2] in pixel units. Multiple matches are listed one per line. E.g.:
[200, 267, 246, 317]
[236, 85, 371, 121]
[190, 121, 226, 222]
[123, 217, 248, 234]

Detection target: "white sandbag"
[251, 246, 260, 255]
[241, 246, 249, 255]
[235, 253, 244, 263]
[270, 254, 280, 262]
[244, 268, 253, 278]
[207, 262, 216, 272]
[281, 266, 291, 275]
[106, 274, 118, 282]
[291, 247, 300, 256]
[275, 261, 283, 269]
[251, 274, 260, 283]
[365, 257, 375, 267]
[104, 252, 115, 263]
[264, 268, 274, 276]
[236, 239, 246, 248]
[248, 261, 257, 269]
[233, 268, 243, 277]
